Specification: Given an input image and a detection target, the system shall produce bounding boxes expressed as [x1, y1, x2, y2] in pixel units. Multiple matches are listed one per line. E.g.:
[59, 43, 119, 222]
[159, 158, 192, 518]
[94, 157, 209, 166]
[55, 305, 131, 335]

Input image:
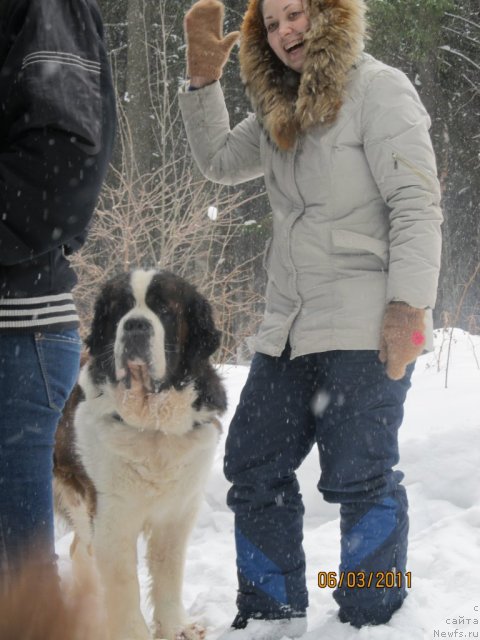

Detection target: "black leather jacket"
[0, 0, 115, 330]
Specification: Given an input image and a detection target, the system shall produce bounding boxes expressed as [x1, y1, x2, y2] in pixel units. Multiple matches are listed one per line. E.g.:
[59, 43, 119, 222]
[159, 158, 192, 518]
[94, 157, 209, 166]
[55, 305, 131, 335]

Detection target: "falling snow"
[56, 329, 480, 639]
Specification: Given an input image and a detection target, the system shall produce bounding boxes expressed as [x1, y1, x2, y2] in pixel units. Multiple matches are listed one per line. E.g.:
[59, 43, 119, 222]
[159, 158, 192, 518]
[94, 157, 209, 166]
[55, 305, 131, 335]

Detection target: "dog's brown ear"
[186, 293, 221, 360]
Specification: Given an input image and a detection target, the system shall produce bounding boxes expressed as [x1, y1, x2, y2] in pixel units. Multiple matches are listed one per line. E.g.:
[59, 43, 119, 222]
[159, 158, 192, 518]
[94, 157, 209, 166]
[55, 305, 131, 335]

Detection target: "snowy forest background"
[73, 0, 480, 362]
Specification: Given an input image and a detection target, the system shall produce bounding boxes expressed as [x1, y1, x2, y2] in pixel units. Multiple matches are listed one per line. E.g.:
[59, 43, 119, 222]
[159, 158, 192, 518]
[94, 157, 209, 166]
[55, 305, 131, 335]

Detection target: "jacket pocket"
[390, 150, 437, 191]
[332, 229, 389, 266]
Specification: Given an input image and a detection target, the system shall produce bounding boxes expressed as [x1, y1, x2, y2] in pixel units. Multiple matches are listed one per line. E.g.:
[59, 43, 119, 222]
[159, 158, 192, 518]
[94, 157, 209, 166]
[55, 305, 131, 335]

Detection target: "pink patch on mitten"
[411, 331, 425, 346]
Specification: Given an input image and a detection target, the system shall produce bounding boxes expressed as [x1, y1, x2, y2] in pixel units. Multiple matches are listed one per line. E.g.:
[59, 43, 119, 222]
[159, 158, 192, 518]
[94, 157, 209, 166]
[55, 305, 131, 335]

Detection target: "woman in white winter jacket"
[180, 0, 442, 637]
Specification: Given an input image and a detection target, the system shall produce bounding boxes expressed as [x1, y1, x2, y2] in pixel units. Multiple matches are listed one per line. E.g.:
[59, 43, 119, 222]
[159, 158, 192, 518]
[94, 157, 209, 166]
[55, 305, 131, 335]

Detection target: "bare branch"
[438, 45, 480, 72]
[444, 12, 480, 31]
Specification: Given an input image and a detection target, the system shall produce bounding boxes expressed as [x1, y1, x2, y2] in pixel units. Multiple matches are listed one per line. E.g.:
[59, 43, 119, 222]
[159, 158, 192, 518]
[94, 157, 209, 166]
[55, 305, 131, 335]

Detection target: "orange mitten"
[379, 302, 426, 380]
[184, 0, 240, 81]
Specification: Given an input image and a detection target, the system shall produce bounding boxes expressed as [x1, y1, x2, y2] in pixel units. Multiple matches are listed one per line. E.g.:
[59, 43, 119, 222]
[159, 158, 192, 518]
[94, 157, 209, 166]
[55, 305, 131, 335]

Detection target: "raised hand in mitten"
[379, 302, 426, 380]
[184, 0, 240, 82]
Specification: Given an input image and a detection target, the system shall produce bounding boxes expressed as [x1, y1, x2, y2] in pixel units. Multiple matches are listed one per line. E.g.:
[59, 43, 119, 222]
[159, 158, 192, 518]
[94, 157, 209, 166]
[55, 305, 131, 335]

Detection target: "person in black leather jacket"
[0, 0, 115, 589]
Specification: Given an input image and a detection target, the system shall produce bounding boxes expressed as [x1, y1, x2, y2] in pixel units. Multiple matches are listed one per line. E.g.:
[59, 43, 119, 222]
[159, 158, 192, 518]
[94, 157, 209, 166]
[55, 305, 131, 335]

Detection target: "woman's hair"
[258, 0, 307, 19]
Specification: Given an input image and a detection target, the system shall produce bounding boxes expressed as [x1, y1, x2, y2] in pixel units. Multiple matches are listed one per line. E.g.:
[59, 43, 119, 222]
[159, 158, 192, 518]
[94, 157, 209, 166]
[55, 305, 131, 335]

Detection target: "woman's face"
[261, 0, 310, 73]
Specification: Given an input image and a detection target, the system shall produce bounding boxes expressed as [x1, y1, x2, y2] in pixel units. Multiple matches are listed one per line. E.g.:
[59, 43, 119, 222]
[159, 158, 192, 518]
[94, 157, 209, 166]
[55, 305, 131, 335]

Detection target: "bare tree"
[72, 2, 265, 362]
[71, 157, 265, 362]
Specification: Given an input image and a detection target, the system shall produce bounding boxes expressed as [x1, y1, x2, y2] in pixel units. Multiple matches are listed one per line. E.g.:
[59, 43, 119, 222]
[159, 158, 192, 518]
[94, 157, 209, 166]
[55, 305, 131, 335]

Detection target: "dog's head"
[85, 270, 221, 391]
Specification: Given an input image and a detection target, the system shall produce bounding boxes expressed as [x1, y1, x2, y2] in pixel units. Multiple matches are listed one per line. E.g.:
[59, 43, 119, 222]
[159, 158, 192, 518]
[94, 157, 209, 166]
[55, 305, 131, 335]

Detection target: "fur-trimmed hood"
[239, 0, 367, 150]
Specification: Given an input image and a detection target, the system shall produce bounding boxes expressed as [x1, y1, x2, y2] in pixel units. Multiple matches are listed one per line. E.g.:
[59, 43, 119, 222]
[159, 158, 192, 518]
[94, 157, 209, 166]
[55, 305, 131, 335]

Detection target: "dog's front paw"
[175, 623, 206, 640]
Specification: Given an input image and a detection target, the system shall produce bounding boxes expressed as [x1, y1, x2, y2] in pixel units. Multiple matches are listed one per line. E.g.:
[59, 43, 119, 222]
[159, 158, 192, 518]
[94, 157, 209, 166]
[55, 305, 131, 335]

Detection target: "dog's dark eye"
[158, 304, 173, 317]
[109, 299, 134, 319]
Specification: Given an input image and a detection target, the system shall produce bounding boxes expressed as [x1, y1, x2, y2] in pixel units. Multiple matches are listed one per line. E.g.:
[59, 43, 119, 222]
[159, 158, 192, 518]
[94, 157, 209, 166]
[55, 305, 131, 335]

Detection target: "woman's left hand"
[379, 302, 426, 380]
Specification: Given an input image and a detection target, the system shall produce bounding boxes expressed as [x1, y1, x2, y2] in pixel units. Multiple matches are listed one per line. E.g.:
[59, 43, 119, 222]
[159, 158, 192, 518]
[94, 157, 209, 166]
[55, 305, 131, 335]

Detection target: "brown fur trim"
[239, 0, 366, 150]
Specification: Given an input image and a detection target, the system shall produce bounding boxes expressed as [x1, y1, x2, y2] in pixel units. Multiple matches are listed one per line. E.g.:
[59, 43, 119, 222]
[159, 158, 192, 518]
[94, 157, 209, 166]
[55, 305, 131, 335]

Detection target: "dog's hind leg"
[67, 499, 98, 593]
[147, 500, 206, 640]
[54, 485, 107, 640]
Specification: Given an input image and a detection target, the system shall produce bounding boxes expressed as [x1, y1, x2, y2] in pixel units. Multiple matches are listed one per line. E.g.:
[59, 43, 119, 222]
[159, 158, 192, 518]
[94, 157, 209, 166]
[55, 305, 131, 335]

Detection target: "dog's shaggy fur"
[54, 270, 227, 640]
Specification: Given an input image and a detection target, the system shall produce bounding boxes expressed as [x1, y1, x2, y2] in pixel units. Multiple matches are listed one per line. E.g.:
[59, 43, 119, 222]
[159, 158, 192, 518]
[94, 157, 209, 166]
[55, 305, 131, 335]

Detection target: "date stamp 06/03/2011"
[317, 571, 412, 590]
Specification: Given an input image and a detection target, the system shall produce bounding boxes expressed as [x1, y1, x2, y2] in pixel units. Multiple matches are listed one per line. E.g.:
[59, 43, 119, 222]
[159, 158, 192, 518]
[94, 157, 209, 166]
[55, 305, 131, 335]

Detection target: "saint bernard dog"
[54, 269, 227, 640]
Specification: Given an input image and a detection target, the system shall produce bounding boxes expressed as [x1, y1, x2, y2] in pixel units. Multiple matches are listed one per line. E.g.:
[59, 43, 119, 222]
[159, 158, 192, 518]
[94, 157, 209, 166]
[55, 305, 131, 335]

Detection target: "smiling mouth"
[285, 41, 304, 54]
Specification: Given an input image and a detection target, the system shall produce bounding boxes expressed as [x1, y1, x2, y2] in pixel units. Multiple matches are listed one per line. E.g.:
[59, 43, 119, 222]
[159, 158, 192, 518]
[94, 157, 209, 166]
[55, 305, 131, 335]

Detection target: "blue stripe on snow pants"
[224, 346, 413, 627]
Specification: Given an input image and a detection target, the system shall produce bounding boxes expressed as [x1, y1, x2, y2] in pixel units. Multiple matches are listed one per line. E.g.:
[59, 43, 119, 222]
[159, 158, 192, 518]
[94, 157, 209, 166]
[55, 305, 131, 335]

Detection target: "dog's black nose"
[123, 317, 152, 334]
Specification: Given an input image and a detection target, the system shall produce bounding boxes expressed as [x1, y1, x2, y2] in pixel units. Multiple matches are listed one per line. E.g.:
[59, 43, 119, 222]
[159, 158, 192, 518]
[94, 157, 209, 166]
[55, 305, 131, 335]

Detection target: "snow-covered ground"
[56, 329, 480, 640]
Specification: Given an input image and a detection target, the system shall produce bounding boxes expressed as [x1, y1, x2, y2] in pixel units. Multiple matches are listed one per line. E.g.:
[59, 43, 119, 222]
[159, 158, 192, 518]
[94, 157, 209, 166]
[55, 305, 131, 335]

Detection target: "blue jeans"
[0, 330, 81, 586]
[224, 347, 413, 628]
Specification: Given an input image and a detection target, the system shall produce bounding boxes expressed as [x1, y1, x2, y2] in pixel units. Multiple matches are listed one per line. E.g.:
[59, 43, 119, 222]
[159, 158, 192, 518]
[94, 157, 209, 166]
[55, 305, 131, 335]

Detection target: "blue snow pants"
[224, 346, 413, 628]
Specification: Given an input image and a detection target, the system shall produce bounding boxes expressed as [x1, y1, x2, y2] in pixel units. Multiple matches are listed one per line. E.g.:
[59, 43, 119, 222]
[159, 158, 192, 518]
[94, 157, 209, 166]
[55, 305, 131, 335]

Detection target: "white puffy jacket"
[179, 4, 442, 359]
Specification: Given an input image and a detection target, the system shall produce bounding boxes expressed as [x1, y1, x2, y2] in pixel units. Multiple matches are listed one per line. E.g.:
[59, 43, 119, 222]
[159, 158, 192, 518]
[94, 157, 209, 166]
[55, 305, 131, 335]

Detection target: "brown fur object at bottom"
[0, 566, 105, 640]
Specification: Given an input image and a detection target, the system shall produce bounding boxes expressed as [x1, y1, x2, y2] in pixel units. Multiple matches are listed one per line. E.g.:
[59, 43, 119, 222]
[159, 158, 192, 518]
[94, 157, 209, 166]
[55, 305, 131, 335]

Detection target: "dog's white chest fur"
[75, 378, 218, 503]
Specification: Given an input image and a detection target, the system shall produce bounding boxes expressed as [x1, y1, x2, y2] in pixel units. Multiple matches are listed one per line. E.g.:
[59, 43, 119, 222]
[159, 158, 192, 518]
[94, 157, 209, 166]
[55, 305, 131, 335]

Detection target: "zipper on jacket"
[392, 151, 435, 189]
